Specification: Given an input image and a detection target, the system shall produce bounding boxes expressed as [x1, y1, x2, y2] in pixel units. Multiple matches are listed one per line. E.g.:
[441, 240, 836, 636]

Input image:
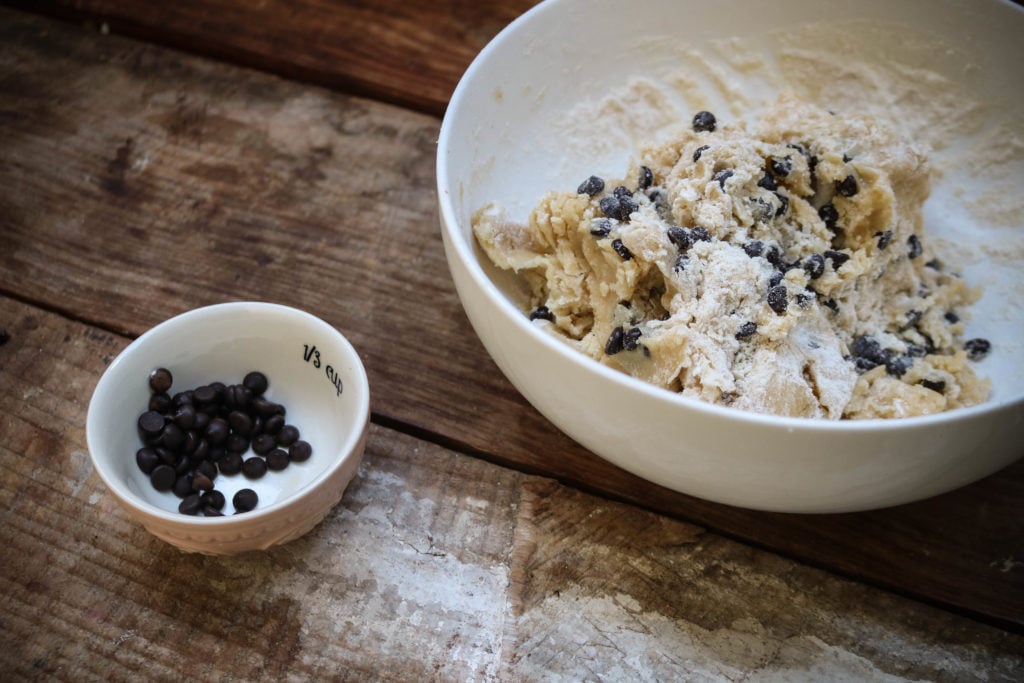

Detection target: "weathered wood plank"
[1, 0, 539, 117]
[1, 296, 1021, 681]
[1, 9, 1021, 629]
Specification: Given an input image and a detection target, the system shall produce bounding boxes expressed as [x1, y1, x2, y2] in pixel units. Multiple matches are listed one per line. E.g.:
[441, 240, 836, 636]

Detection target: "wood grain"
[1, 296, 1021, 681]
[1, 8, 1022, 630]
[1, 0, 539, 117]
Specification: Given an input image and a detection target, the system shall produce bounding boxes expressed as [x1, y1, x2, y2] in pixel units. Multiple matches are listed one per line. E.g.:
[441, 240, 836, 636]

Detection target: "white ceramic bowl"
[437, 0, 1024, 512]
[86, 302, 370, 553]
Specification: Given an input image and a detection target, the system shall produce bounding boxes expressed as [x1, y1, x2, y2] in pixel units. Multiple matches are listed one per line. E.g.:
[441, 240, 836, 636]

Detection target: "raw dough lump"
[473, 95, 990, 419]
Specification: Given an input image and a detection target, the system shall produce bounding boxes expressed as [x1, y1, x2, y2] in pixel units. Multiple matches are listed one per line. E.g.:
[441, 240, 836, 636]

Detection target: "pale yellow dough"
[473, 96, 990, 419]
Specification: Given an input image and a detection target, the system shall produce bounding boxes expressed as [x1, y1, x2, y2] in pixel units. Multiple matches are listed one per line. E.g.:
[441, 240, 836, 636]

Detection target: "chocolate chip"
[796, 291, 814, 308]
[218, 451, 243, 475]
[276, 425, 300, 447]
[228, 410, 254, 436]
[172, 474, 193, 498]
[160, 423, 185, 451]
[736, 322, 757, 340]
[769, 156, 792, 177]
[713, 169, 734, 189]
[138, 410, 165, 437]
[691, 226, 711, 242]
[836, 174, 859, 197]
[743, 240, 764, 257]
[906, 343, 928, 358]
[907, 234, 923, 259]
[191, 472, 214, 492]
[225, 433, 249, 454]
[768, 271, 784, 288]
[243, 371, 269, 396]
[193, 384, 218, 404]
[773, 192, 789, 217]
[242, 457, 268, 479]
[599, 194, 638, 222]
[589, 218, 612, 238]
[876, 230, 893, 250]
[638, 166, 654, 190]
[289, 440, 313, 463]
[150, 464, 176, 492]
[233, 488, 258, 514]
[622, 327, 642, 351]
[757, 173, 777, 191]
[136, 448, 160, 475]
[692, 145, 710, 162]
[530, 306, 554, 321]
[605, 327, 625, 355]
[148, 392, 172, 413]
[251, 433, 277, 456]
[692, 111, 717, 132]
[149, 368, 173, 394]
[266, 449, 290, 471]
[611, 238, 634, 260]
[824, 249, 850, 268]
[263, 414, 285, 436]
[884, 354, 913, 377]
[577, 175, 605, 196]
[822, 298, 839, 314]
[673, 255, 690, 273]
[201, 489, 225, 511]
[919, 379, 946, 393]
[964, 338, 991, 361]
[803, 254, 825, 280]
[945, 311, 960, 324]
[767, 285, 788, 314]
[179, 494, 202, 516]
[667, 226, 692, 251]
[818, 203, 839, 229]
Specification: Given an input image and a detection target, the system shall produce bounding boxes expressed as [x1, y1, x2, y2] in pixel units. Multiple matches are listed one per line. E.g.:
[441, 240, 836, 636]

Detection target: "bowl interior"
[87, 302, 369, 518]
[439, 0, 1024, 407]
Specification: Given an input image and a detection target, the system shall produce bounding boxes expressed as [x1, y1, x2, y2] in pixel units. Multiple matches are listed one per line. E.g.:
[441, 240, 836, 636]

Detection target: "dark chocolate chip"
[599, 195, 638, 222]
[907, 234, 923, 259]
[757, 173, 777, 191]
[205, 417, 229, 445]
[743, 240, 764, 257]
[179, 494, 202, 516]
[149, 368, 173, 394]
[638, 166, 654, 190]
[611, 238, 634, 260]
[233, 488, 259, 513]
[691, 226, 711, 242]
[530, 306, 554, 321]
[876, 230, 893, 250]
[590, 218, 612, 237]
[577, 175, 605, 196]
[622, 327, 642, 351]
[824, 249, 849, 268]
[735, 322, 757, 340]
[228, 410, 254, 436]
[136, 448, 160, 475]
[149, 392, 172, 413]
[605, 327, 625, 355]
[243, 371, 269, 396]
[713, 169, 734, 189]
[803, 254, 825, 280]
[773, 192, 789, 217]
[201, 489, 225, 511]
[266, 448, 290, 471]
[818, 203, 839, 229]
[769, 156, 792, 177]
[252, 433, 277, 456]
[218, 451, 243, 475]
[692, 111, 717, 132]
[836, 174, 859, 197]
[692, 145, 710, 162]
[667, 226, 691, 251]
[767, 285, 788, 314]
[964, 338, 991, 361]
[242, 457, 268, 480]
[673, 255, 690, 273]
[920, 379, 946, 393]
[150, 464, 176, 492]
[276, 425, 300, 447]
[289, 440, 313, 463]
[160, 423, 185, 451]
[138, 410, 165, 437]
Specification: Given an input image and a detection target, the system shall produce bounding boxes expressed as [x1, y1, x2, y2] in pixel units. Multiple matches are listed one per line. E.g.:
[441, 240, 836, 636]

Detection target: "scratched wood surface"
[0, 7, 1021, 633]
[1, 297, 1022, 681]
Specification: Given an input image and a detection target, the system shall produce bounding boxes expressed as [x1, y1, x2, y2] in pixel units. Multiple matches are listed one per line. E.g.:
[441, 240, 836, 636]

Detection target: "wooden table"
[1, 2, 1022, 680]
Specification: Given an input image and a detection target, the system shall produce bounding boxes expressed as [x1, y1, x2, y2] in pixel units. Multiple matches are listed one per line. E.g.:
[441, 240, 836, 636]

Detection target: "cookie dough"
[473, 95, 991, 419]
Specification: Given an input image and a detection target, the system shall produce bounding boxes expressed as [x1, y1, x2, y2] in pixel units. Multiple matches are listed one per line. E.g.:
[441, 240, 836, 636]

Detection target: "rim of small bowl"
[435, 0, 1024, 438]
[85, 301, 371, 526]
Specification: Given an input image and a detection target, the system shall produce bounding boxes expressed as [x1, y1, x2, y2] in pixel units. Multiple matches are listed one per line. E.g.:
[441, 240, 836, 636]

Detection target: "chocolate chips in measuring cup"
[135, 368, 313, 516]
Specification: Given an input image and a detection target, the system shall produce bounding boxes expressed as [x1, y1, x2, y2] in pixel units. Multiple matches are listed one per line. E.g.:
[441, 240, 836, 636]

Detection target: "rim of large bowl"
[435, 0, 1024, 438]
[85, 301, 371, 526]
